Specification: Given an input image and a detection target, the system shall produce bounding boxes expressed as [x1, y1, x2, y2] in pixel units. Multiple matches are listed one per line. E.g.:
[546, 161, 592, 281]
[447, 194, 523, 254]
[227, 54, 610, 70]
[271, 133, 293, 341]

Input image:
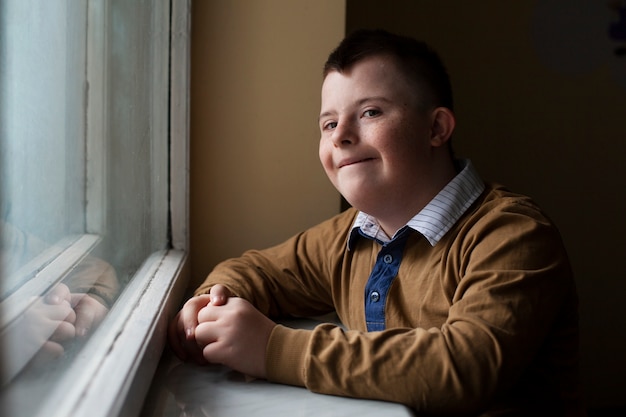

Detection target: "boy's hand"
[195, 297, 276, 379]
[167, 285, 232, 364]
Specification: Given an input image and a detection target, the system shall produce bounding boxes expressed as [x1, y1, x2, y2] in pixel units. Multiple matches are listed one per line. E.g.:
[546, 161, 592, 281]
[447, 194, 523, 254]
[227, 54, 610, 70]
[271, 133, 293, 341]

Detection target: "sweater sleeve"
[194, 209, 358, 318]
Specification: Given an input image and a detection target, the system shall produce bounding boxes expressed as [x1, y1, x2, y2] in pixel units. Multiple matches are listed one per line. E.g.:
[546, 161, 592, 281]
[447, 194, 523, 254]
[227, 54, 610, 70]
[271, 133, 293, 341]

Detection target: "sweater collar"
[348, 159, 485, 249]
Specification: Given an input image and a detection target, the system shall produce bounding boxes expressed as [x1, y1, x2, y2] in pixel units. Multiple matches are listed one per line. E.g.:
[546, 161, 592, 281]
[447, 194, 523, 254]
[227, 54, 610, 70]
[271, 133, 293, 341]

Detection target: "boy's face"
[318, 55, 440, 215]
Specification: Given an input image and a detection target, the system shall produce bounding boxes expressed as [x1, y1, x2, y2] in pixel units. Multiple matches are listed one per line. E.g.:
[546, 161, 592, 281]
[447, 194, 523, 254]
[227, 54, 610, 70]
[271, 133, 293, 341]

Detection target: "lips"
[338, 157, 375, 168]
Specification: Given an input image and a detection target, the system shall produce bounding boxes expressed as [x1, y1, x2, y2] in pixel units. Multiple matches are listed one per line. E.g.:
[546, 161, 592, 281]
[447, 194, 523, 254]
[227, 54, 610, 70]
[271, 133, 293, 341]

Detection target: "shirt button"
[370, 291, 380, 302]
[383, 254, 393, 264]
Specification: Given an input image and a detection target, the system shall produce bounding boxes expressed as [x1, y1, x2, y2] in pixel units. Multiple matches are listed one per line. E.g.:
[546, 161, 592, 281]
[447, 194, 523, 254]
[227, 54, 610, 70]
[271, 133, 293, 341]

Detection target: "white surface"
[142, 319, 415, 417]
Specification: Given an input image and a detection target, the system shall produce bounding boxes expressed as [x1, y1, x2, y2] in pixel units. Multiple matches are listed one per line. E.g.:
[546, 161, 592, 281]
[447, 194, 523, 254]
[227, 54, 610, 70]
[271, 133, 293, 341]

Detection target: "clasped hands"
[168, 284, 277, 379]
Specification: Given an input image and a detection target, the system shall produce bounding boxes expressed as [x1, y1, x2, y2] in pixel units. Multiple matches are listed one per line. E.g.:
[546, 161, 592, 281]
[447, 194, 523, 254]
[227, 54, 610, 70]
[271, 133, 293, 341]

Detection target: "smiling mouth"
[339, 158, 375, 168]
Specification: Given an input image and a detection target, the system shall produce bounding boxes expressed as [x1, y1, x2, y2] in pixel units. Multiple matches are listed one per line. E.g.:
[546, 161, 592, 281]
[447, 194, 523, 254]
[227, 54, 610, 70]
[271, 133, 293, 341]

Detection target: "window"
[0, 0, 190, 415]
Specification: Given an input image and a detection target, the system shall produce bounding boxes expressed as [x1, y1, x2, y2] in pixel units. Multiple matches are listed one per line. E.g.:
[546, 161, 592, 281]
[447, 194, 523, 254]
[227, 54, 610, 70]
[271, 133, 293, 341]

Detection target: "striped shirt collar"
[348, 159, 485, 249]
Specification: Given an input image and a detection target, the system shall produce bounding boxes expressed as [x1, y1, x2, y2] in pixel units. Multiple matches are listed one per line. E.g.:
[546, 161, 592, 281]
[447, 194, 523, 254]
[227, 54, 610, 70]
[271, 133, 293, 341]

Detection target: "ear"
[429, 107, 455, 148]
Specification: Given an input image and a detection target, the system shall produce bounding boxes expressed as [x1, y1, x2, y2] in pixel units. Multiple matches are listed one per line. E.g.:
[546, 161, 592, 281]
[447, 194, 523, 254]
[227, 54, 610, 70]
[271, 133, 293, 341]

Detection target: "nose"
[332, 119, 357, 147]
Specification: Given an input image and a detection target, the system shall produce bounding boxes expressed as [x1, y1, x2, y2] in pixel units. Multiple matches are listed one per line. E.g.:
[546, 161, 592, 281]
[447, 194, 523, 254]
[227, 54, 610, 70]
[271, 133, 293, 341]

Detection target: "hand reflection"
[26, 283, 109, 367]
[24, 283, 76, 364]
[7, 257, 117, 379]
[1, 220, 120, 383]
[71, 291, 108, 338]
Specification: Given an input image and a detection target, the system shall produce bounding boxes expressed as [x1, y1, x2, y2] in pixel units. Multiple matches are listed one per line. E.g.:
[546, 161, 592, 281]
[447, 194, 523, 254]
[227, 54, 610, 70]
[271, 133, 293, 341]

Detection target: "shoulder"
[472, 182, 555, 226]
[446, 181, 568, 256]
[449, 182, 571, 270]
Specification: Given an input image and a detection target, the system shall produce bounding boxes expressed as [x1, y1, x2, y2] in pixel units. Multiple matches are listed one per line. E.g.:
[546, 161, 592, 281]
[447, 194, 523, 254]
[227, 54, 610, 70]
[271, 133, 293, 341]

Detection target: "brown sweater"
[195, 183, 584, 416]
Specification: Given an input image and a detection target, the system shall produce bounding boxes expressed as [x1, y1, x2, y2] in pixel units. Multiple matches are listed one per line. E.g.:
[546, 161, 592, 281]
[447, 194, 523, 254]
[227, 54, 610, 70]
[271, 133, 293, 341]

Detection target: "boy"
[169, 30, 584, 415]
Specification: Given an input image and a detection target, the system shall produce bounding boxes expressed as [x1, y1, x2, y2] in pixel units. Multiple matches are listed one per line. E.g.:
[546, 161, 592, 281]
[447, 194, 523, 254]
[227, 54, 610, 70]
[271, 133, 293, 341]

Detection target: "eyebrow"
[318, 96, 392, 122]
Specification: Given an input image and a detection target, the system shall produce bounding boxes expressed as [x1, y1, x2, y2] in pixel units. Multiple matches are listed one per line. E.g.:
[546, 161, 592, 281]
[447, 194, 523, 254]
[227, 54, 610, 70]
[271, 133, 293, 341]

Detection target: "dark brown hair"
[324, 29, 453, 111]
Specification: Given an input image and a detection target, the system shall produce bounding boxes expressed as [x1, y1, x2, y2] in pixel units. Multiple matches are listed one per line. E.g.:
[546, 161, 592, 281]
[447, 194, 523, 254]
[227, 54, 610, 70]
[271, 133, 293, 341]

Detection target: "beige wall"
[189, 0, 345, 289]
[346, 0, 626, 409]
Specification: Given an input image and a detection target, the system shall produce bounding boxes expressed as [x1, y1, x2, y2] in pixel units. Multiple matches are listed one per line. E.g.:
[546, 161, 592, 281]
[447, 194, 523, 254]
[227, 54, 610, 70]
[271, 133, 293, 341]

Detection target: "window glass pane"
[98, 0, 170, 281]
[0, 1, 86, 282]
[0, 0, 170, 414]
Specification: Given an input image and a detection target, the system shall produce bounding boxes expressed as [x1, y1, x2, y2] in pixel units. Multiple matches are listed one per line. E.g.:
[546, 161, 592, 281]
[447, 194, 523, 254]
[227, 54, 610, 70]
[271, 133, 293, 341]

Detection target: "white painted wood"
[150, 0, 171, 248]
[170, 0, 191, 252]
[85, 0, 108, 234]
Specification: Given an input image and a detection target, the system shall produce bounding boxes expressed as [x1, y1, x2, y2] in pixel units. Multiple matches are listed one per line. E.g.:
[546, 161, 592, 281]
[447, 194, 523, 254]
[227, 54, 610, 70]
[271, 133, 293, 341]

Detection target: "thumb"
[71, 295, 95, 337]
[209, 284, 232, 306]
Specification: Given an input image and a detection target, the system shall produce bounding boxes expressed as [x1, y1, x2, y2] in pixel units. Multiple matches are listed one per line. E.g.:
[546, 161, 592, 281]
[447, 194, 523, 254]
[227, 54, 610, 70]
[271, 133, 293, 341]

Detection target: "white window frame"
[85, 0, 108, 235]
[0, 0, 190, 415]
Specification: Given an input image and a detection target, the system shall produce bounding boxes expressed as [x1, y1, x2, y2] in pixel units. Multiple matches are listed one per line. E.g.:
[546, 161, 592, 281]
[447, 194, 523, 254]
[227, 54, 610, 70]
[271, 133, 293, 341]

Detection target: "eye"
[322, 121, 337, 131]
[363, 109, 381, 118]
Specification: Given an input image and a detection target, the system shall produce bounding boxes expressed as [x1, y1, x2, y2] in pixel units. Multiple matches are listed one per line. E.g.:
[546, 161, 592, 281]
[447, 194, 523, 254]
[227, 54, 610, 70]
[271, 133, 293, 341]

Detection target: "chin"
[335, 180, 368, 204]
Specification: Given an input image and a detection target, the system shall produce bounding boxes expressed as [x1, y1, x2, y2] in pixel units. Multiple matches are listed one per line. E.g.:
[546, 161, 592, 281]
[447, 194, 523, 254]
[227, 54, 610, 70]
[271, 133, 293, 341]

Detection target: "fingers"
[72, 294, 108, 337]
[197, 285, 232, 322]
[27, 296, 75, 325]
[49, 319, 76, 343]
[192, 298, 275, 378]
[208, 284, 231, 306]
[194, 321, 218, 346]
[197, 304, 214, 323]
[167, 311, 190, 360]
[43, 284, 76, 327]
[45, 283, 71, 305]
[75, 308, 95, 338]
[167, 288, 235, 364]
[72, 294, 96, 337]
[181, 295, 212, 336]
[168, 295, 211, 364]
[65, 305, 77, 325]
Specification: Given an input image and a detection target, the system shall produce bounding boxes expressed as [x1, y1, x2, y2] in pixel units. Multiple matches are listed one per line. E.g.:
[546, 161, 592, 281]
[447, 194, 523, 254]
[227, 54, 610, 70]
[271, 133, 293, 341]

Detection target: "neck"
[375, 158, 458, 237]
